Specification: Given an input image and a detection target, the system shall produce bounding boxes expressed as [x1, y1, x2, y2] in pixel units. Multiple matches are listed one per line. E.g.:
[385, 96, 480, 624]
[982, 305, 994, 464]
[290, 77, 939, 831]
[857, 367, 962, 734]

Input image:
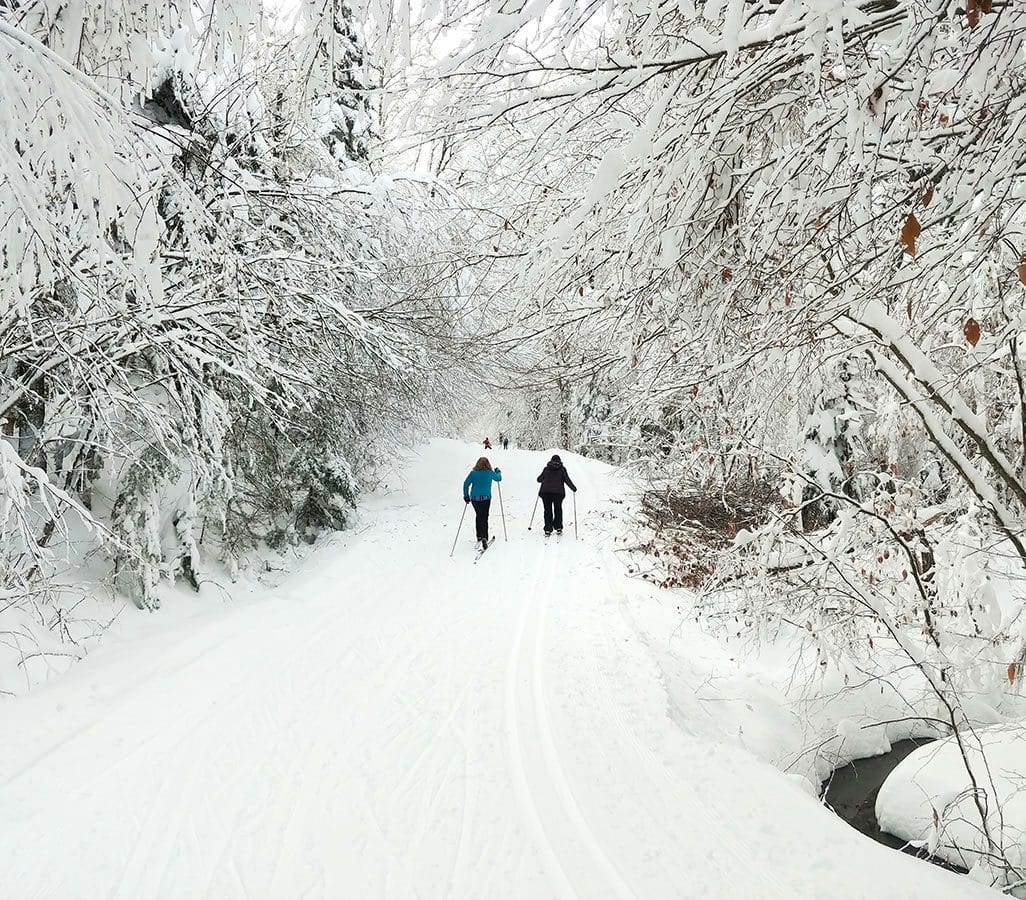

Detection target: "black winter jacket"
[537, 461, 576, 496]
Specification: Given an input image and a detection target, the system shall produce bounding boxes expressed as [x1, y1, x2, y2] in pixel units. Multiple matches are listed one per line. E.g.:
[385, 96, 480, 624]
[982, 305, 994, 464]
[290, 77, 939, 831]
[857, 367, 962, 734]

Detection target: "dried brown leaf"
[964, 317, 981, 347]
[900, 214, 921, 256]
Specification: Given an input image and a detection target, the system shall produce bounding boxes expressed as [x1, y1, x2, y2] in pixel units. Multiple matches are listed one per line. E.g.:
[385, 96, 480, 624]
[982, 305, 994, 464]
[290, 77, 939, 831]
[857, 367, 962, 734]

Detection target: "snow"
[0, 440, 991, 898]
[584, 149, 628, 208]
[877, 723, 1026, 879]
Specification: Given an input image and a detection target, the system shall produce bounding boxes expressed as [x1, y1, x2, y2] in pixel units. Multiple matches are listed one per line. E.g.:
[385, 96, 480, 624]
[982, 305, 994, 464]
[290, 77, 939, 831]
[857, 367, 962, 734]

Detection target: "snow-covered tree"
[1, 2, 471, 614]
[801, 358, 861, 530]
[393, 1, 1026, 574]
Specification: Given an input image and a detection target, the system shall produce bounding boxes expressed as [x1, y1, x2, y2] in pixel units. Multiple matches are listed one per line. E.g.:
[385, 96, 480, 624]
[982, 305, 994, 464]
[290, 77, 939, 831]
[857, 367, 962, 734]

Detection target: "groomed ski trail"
[0, 440, 990, 899]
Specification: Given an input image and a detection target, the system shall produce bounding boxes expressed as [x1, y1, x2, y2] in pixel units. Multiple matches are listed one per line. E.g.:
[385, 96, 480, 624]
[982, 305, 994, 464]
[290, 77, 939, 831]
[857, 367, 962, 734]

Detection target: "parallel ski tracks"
[504, 541, 635, 899]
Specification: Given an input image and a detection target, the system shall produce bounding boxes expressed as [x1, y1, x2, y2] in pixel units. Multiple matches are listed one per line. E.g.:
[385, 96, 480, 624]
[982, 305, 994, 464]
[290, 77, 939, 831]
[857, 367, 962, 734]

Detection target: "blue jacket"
[464, 467, 501, 500]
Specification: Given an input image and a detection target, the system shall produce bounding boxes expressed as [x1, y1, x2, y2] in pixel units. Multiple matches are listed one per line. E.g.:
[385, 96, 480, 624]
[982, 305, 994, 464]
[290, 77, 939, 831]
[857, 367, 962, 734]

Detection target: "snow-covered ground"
[0, 440, 991, 898]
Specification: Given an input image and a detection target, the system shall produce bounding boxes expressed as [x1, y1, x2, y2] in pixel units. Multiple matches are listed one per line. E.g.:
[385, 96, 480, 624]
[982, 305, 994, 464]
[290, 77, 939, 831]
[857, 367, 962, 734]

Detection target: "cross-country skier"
[536, 454, 576, 536]
[483, 437, 492, 450]
[463, 457, 502, 549]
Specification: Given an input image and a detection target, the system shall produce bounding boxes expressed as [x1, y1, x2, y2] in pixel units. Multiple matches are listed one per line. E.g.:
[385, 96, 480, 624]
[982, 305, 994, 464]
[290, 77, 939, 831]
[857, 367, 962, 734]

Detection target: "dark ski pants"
[471, 498, 491, 541]
[540, 492, 564, 533]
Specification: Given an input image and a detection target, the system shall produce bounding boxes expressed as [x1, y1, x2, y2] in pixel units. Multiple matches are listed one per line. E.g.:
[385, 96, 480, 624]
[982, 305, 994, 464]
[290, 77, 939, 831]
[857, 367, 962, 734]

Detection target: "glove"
[571, 487, 577, 492]
[464, 496, 470, 504]
[494, 468, 501, 474]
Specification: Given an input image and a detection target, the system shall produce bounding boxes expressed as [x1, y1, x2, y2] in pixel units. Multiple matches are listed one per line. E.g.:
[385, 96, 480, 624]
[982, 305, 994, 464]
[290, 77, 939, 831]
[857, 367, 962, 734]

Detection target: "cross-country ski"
[473, 537, 491, 563]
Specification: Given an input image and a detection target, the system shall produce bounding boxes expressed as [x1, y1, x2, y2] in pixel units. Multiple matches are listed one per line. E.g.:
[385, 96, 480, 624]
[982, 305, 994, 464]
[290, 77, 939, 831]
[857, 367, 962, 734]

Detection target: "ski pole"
[450, 502, 469, 557]
[527, 496, 539, 531]
[573, 491, 578, 540]
[497, 482, 508, 541]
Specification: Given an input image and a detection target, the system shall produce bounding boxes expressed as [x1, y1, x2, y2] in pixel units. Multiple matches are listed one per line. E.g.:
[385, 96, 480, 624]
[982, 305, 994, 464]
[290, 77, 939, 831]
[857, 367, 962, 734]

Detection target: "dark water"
[821, 737, 967, 873]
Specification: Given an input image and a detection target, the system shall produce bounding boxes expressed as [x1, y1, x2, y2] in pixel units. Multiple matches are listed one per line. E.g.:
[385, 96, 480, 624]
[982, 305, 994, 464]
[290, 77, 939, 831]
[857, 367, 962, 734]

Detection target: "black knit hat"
[551, 454, 561, 463]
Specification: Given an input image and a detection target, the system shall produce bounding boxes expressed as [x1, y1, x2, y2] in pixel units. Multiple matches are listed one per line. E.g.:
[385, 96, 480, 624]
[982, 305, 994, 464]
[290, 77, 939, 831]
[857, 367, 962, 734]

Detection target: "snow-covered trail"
[0, 440, 987, 899]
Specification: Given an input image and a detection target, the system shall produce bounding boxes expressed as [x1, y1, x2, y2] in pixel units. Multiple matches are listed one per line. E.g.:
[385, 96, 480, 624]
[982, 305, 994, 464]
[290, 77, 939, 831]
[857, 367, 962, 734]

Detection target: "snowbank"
[877, 722, 1026, 882]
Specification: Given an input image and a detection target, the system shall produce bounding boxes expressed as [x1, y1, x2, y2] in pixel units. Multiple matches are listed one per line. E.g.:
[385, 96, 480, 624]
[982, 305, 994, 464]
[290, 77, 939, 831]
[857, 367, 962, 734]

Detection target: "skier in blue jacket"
[463, 457, 502, 549]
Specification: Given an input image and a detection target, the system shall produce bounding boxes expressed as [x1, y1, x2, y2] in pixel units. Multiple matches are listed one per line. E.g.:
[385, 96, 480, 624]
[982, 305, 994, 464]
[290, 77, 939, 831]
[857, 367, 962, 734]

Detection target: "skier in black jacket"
[536, 454, 576, 536]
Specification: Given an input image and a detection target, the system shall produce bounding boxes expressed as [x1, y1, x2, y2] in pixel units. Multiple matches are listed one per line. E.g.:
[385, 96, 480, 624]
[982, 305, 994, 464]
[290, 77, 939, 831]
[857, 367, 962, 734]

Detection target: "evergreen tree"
[801, 359, 860, 532]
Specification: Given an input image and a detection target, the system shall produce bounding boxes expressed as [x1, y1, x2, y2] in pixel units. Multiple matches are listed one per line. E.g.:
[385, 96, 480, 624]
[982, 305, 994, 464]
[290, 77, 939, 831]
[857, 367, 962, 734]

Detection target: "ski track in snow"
[0, 440, 992, 899]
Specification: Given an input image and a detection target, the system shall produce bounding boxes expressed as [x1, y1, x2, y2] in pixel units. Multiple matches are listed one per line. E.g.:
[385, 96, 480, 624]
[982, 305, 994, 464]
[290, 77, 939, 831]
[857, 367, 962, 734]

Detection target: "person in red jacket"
[536, 454, 576, 536]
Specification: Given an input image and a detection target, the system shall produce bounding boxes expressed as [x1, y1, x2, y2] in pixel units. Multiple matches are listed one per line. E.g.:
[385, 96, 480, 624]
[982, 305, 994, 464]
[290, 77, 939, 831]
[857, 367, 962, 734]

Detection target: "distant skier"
[464, 457, 502, 549]
[483, 437, 492, 450]
[502, 436, 509, 450]
[536, 454, 576, 536]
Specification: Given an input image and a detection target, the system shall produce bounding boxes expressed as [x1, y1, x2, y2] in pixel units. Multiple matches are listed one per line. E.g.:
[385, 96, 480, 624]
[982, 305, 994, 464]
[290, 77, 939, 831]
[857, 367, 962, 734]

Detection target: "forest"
[4, 0, 1026, 893]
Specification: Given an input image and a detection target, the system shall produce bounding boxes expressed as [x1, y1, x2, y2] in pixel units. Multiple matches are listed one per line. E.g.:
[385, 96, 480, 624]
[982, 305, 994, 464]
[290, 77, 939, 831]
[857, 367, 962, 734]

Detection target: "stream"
[821, 737, 967, 874]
